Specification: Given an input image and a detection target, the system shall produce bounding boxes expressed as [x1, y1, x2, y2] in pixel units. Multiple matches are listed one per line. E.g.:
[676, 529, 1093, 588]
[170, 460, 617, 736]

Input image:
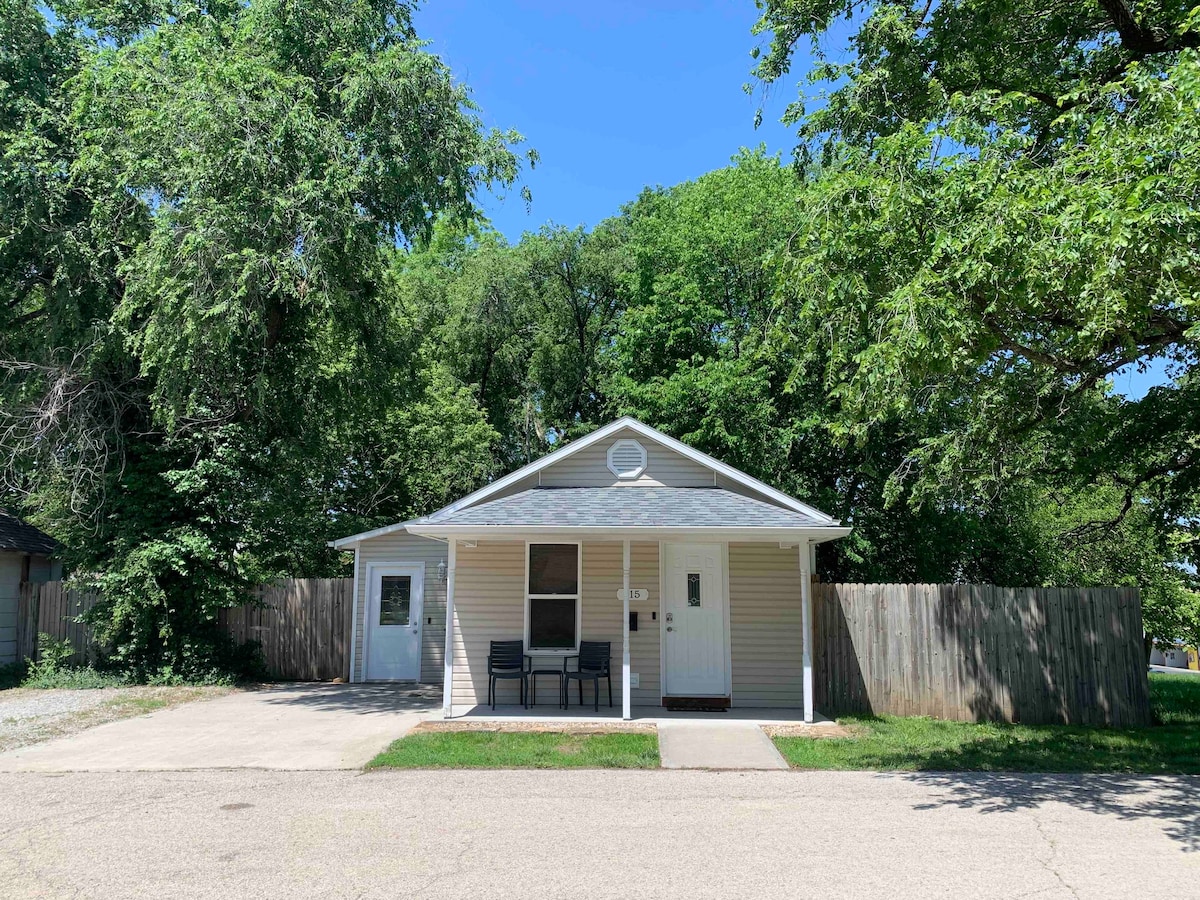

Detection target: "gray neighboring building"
[0, 512, 60, 665]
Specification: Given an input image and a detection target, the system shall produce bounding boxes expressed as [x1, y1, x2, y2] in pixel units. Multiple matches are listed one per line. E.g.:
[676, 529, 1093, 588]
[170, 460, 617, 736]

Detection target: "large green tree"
[0, 0, 529, 675]
[749, 0, 1199, 639]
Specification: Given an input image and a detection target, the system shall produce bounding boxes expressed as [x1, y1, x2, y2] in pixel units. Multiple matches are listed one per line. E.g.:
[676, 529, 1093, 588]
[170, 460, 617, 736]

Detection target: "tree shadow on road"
[902, 770, 1200, 852]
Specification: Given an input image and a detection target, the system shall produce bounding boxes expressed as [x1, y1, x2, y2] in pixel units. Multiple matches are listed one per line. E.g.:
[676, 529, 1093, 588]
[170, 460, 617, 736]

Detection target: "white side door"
[663, 543, 727, 696]
[365, 564, 424, 681]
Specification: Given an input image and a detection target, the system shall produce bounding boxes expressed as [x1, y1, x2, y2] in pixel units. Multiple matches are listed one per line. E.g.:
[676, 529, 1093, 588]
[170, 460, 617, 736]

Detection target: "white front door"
[365, 564, 424, 681]
[663, 543, 728, 696]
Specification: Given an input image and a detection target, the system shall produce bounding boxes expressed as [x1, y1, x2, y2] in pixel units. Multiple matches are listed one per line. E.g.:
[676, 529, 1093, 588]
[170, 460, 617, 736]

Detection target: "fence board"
[813, 582, 1151, 727]
[17, 578, 352, 682]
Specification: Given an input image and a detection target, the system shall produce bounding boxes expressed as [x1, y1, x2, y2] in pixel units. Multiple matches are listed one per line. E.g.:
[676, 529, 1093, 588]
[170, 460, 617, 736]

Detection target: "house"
[1150, 640, 1197, 670]
[0, 511, 60, 665]
[329, 417, 850, 721]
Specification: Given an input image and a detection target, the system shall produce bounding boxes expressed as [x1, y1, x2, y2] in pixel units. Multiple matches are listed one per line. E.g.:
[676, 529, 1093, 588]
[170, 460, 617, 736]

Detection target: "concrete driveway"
[0, 683, 435, 771]
[2, 768, 1198, 899]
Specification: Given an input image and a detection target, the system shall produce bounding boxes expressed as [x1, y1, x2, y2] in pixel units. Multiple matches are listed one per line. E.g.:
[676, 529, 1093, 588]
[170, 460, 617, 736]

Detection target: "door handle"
[666, 627, 673, 632]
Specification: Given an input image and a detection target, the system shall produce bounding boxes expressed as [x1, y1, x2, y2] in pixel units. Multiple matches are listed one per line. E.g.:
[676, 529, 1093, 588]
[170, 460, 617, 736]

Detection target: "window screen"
[528, 544, 579, 649]
[528, 544, 578, 595]
[529, 597, 576, 649]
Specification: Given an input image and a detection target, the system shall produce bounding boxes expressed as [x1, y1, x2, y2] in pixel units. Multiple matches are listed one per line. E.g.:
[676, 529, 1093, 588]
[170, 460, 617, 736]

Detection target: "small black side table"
[527, 668, 565, 708]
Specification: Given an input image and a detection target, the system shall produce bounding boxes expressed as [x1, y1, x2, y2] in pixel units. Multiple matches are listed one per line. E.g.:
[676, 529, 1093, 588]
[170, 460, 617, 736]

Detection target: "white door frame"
[363, 561, 425, 682]
[658, 541, 732, 700]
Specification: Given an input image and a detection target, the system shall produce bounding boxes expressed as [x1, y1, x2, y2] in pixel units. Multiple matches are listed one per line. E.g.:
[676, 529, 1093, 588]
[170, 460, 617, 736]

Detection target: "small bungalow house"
[0, 511, 60, 665]
[330, 418, 850, 721]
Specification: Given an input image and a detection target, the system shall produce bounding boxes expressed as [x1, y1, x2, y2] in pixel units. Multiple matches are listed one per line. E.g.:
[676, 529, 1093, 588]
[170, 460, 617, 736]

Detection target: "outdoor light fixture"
[437, 560, 446, 583]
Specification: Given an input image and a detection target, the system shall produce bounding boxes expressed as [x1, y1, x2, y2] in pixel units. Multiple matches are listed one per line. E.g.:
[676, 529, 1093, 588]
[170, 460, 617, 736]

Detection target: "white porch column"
[622, 539, 632, 721]
[442, 540, 457, 718]
[800, 540, 814, 723]
[347, 545, 361, 683]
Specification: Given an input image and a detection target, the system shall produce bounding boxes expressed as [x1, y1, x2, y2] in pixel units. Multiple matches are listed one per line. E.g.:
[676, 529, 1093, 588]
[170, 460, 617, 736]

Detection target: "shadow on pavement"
[249, 682, 440, 714]
[902, 771, 1200, 852]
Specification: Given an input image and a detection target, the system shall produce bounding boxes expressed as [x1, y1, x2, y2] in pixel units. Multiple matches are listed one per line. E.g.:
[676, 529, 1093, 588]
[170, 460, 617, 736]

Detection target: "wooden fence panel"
[218, 578, 353, 681]
[813, 582, 1151, 727]
[17, 581, 100, 665]
[18, 578, 353, 682]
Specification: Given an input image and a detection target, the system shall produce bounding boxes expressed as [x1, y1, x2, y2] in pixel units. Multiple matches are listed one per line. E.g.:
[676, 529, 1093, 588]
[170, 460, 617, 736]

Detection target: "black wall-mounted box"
[629, 611, 638, 632]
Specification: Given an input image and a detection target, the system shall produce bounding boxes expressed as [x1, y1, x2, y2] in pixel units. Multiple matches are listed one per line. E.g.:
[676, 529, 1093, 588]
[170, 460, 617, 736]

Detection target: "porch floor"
[449, 704, 835, 727]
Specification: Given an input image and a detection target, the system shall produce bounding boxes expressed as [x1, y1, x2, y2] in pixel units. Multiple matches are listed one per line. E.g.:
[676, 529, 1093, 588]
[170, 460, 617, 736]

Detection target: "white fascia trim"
[405, 524, 853, 543]
[327, 521, 416, 549]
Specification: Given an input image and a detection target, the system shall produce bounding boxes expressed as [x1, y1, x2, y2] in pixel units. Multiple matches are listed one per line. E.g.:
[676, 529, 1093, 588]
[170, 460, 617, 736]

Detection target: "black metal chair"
[487, 640, 530, 710]
[562, 641, 612, 712]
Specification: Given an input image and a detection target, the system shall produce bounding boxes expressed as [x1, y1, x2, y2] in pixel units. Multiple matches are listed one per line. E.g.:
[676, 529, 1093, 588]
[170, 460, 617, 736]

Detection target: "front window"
[527, 543, 580, 650]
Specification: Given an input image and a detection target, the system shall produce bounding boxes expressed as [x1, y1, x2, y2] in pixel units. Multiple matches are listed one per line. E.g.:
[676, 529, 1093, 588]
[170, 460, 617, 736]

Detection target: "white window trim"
[607, 438, 647, 479]
[524, 540, 583, 655]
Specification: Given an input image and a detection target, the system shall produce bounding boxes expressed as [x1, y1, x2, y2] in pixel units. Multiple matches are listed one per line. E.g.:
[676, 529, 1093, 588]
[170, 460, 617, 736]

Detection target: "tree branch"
[1098, 0, 1200, 56]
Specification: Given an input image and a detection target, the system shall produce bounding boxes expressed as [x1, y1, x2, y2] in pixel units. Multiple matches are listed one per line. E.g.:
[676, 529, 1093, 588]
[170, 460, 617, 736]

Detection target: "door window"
[687, 572, 701, 607]
[379, 575, 412, 626]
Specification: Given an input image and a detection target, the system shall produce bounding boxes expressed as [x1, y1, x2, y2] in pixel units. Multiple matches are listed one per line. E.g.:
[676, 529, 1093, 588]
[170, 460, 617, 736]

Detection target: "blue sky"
[414, 0, 807, 241]
[414, 1, 1172, 399]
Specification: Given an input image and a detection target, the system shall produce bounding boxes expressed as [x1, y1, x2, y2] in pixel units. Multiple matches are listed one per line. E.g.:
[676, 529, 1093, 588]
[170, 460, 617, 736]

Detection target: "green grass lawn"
[367, 729, 661, 769]
[774, 672, 1200, 774]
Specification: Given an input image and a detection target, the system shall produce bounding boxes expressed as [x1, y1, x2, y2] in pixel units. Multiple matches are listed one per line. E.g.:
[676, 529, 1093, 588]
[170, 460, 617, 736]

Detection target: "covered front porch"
[403, 525, 837, 723]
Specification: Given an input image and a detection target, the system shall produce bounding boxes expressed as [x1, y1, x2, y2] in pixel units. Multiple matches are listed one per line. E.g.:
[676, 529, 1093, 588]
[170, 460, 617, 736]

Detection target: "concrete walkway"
[657, 720, 789, 769]
[0, 683, 436, 772]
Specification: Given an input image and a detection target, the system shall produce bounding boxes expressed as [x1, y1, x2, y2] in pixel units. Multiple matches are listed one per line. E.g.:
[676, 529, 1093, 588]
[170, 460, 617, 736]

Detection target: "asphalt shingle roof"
[426, 487, 826, 529]
[0, 510, 57, 554]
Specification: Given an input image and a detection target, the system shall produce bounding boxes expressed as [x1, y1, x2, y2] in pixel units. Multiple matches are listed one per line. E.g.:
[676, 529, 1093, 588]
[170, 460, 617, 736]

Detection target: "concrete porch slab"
[452, 704, 836, 728]
[657, 721, 790, 770]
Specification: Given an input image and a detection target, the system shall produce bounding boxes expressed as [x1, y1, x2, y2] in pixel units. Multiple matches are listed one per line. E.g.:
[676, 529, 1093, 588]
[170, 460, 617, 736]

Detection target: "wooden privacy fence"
[18, 578, 353, 682]
[813, 583, 1151, 727]
[17, 581, 101, 666]
[218, 578, 352, 681]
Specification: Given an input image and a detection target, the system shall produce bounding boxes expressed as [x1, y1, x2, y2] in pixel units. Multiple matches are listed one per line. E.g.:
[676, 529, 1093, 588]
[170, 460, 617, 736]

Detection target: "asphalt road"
[4, 768, 1198, 899]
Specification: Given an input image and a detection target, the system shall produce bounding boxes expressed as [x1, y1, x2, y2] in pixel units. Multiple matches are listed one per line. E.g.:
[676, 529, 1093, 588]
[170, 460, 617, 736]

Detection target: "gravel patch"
[762, 722, 854, 739]
[0, 686, 232, 753]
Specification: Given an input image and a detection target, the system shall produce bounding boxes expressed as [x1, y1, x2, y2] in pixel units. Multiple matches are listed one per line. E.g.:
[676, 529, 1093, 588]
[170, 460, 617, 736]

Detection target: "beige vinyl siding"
[441, 427, 720, 508]
[449, 540, 662, 708]
[450, 540, 526, 705]
[539, 427, 714, 488]
[628, 542, 661, 703]
[728, 542, 805, 708]
[353, 531, 448, 683]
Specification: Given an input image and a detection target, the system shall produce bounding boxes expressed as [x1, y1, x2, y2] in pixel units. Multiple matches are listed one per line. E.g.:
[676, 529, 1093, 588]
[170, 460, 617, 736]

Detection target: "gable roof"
[428, 487, 829, 529]
[330, 416, 841, 548]
[0, 511, 57, 555]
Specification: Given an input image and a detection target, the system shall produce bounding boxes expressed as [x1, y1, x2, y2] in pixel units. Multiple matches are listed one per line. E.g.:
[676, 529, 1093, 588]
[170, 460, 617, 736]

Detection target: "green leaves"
[0, 0, 530, 675]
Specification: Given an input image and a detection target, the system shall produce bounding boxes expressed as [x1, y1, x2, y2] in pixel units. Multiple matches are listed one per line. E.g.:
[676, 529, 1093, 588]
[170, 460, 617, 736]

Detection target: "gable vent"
[607, 439, 647, 479]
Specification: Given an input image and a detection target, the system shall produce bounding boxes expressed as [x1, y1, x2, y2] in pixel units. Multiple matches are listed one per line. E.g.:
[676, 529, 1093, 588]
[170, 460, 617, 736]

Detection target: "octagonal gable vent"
[607, 439, 647, 479]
